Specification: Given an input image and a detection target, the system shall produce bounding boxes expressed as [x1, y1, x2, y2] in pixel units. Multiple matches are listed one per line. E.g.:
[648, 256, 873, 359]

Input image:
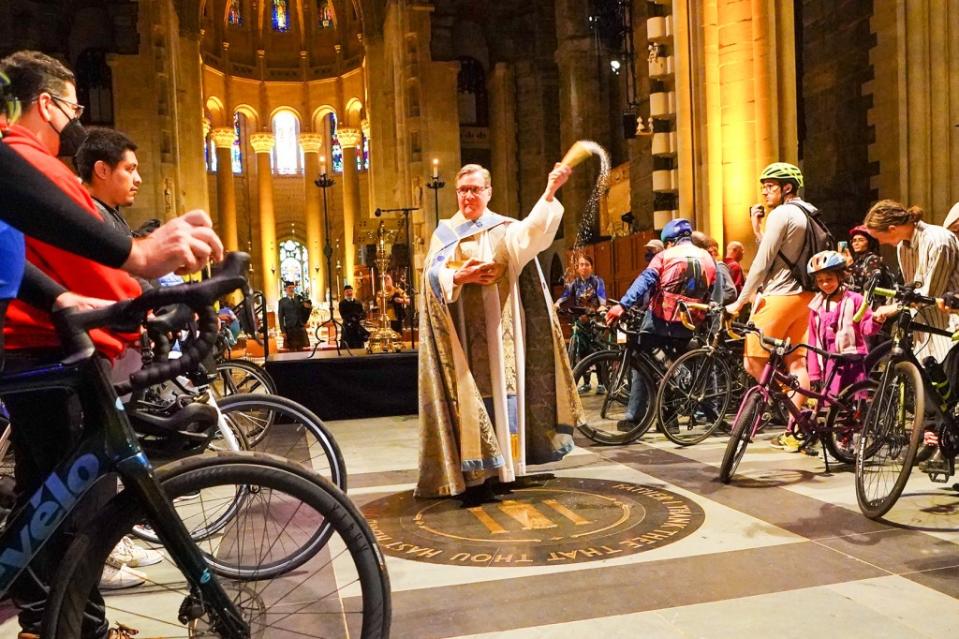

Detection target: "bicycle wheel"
[823, 379, 876, 465]
[573, 350, 656, 445]
[212, 359, 277, 397]
[216, 393, 347, 491]
[855, 360, 925, 519]
[719, 390, 765, 484]
[131, 408, 251, 545]
[44, 453, 390, 639]
[657, 349, 732, 446]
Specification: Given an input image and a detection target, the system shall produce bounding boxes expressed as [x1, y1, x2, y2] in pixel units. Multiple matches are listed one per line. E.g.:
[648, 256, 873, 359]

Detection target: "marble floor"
[341, 414, 959, 639]
[3, 412, 959, 638]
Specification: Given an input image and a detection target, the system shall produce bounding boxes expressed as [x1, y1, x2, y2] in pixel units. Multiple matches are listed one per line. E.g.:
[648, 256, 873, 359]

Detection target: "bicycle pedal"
[920, 451, 954, 482]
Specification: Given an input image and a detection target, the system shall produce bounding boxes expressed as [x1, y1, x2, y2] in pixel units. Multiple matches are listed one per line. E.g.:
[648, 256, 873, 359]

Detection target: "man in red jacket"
[1, 50, 186, 639]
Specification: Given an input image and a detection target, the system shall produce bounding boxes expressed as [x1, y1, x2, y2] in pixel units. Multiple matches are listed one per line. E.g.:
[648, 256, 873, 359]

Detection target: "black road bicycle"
[572, 307, 682, 445]
[854, 281, 959, 519]
[0, 253, 390, 638]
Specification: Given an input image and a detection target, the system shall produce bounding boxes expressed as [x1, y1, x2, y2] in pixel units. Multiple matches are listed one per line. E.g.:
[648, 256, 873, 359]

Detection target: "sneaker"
[108, 535, 163, 568]
[596, 385, 607, 395]
[770, 433, 801, 452]
[577, 384, 592, 395]
[173, 490, 202, 504]
[99, 563, 146, 590]
[616, 419, 638, 433]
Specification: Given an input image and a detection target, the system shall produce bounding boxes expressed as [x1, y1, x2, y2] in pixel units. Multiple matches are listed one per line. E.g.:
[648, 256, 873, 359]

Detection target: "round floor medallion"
[361, 476, 705, 567]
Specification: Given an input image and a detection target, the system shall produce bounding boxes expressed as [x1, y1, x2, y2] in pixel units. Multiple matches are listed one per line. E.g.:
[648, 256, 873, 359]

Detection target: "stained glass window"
[227, 0, 242, 26]
[272, 0, 290, 32]
[206, 137, 217, 172]
[355, 132, 369, 172]
[279, 240, 310, 296]
[328, 113, 343, 174]
[231, 112, 243, 174]
[318, 0, 335, 28]
[272, 111, 302, 175]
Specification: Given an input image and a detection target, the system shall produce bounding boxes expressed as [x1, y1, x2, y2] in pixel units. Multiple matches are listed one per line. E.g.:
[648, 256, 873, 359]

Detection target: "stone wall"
[799, 0, 876, 233]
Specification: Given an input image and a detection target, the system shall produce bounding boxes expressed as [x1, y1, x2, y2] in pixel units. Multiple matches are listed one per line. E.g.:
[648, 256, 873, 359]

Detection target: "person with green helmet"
[726, 162, 817, 442]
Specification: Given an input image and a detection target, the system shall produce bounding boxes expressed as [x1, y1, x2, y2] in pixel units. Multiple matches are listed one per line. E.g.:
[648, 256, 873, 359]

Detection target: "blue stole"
[426, 211, 511, 302]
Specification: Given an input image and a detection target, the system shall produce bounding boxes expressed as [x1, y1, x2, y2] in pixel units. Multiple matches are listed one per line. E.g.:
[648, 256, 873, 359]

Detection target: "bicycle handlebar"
[855, 278, 937, 323]
[52, 252, 251, 393]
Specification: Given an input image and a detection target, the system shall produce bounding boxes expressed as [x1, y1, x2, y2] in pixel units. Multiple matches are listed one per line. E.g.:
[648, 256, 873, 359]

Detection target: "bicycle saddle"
[127, 400, 219, 459]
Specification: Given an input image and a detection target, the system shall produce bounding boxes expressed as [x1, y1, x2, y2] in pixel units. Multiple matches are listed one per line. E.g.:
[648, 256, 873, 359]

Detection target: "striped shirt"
[897, 221, 959, 362]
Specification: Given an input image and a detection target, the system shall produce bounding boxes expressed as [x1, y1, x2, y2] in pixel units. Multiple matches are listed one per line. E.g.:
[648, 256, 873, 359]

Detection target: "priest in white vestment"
[416, 162, 582, 501]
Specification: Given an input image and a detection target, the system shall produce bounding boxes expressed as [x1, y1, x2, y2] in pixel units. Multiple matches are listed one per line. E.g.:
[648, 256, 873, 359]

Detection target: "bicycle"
[719, 321, 876, 484]
[559, 306, 614, 373]
[129, 310, 346, 490]
[854, 281, 959, 519]
[654, 302, 748, 446]
[572, 307, 681, 445]
[0, 253, 390, 638]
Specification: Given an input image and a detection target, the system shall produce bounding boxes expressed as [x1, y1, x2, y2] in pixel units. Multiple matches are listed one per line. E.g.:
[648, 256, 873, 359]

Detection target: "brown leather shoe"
[107, 623, 141, 638]
[17, 621, 143, 638]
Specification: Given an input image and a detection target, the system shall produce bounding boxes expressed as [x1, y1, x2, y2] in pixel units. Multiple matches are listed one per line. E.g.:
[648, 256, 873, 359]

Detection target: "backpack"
[651, 244, 717, 325]
[777, 201, 835, 291]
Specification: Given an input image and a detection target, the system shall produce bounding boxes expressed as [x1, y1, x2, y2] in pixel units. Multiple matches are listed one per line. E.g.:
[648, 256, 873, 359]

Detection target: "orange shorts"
[744, 292, 814, 363]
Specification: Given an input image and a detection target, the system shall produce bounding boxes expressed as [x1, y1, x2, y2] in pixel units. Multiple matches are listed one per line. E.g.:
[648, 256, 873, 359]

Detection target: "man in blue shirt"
[605, 219, 726, 432]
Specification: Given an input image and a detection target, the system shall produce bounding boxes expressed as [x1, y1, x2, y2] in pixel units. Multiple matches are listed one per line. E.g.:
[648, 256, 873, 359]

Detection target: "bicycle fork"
[116, 453, 250, 637]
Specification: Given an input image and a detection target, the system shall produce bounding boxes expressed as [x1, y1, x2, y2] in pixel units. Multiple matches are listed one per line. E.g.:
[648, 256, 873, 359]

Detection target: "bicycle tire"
[43, 452, 390, 639]
[823, 379, 876, 465]
[573, 349, 656, 445]
[657, 349, 732, 446]
[855, 360, 925, 519]
[720, 390, 764, 484]
[131, 417, 251, 545]
[566, 332, 578, 368]
[213, 359, 277, 397]
[217, 393, 347, 491]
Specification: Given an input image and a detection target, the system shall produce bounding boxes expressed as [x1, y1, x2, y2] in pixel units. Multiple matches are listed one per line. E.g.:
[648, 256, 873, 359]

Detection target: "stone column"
[488, 62, 520, 217]
[211, 127, 239, 252]
[250, 132, 279, 309]
[361, 119, 374, 213]
[337, 127, 362, 288]
[555, 0, 610, 244]
[300, 132, 326, 303]
[173, 28, 210, 214]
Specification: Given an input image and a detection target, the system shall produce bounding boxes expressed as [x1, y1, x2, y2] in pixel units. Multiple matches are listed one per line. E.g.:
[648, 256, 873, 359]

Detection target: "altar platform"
[265, 347, 418, 421]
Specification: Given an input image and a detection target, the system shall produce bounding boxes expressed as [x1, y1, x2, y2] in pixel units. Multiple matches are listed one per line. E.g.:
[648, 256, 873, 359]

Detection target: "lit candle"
[432, 158, 439, 179]
[320, 155, 327, 175]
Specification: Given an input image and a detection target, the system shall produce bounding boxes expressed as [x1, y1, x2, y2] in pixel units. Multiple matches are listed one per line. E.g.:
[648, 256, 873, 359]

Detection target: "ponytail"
[864, 199, 923, 231]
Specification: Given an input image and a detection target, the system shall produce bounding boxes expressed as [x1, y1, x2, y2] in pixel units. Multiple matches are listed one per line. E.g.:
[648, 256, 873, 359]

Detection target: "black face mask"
[55, 117, 87, 158]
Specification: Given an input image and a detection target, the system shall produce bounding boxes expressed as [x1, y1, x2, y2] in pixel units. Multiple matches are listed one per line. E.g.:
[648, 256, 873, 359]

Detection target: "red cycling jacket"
[2, 124, 141, 359]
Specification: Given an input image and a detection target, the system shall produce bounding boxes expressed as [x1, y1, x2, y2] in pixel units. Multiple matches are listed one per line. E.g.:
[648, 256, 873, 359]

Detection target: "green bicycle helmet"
[759, 162, 804, 189]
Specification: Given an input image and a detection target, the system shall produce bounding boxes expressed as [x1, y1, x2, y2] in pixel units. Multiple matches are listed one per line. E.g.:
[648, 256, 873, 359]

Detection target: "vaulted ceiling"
[197, 0, 372, 74]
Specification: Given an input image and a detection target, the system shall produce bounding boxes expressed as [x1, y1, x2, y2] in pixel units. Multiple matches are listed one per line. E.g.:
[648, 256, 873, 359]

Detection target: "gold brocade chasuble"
[416, 199, 581, 498]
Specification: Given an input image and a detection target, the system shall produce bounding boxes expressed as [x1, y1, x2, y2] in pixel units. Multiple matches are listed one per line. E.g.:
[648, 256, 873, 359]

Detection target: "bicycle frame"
[0, 355, 248, 634]
[869, 304, 956, 455]
[738, 335, 861, 461]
